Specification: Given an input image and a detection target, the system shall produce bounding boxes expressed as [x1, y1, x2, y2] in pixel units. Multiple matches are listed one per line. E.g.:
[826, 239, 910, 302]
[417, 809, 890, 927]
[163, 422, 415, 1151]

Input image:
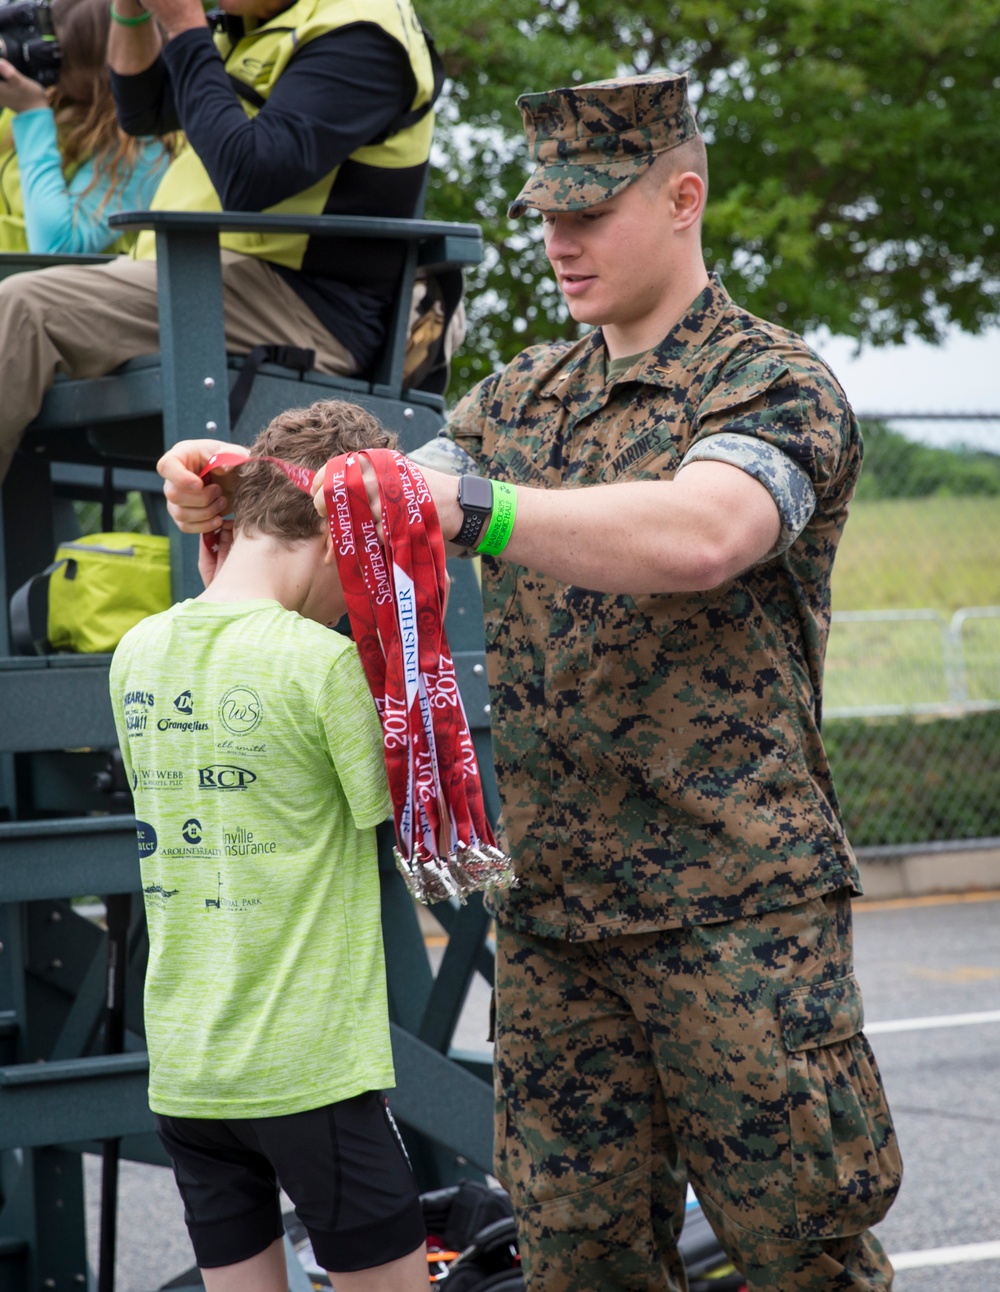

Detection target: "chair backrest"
[0, 214, 500, 1292]
[6, 211, 482, 609]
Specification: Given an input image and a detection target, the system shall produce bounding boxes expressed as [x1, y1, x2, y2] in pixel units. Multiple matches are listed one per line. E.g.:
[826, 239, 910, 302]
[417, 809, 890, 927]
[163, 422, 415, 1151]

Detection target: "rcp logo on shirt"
[198, 765, 257, 791]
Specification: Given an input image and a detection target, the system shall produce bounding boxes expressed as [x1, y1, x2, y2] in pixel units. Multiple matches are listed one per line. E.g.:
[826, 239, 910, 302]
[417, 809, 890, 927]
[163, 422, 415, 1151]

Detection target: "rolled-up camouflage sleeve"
[685, 339, 858, 553]
[679, 432, 816, 555]
[407, 370, 501, 476]
[407, 434, 478, 477]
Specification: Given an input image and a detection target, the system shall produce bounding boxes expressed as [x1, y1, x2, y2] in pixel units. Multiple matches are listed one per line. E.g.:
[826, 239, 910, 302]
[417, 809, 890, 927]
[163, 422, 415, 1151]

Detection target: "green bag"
[10, 533, 172, 655]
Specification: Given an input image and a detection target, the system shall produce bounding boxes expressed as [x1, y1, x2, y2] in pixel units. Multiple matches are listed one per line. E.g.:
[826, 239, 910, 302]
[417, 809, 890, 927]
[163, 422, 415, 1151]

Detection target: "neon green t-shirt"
[110, 599, 393, 1118]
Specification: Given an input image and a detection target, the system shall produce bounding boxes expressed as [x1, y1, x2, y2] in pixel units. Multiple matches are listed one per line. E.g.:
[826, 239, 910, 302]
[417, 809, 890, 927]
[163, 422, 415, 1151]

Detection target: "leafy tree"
[855, 422, 1000, 499]
[420, 0, 1000, 396]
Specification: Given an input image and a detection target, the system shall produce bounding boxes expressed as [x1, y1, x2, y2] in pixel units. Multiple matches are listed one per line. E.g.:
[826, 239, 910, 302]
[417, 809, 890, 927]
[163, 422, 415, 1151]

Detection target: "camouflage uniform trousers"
[493, 889, 902, 1291]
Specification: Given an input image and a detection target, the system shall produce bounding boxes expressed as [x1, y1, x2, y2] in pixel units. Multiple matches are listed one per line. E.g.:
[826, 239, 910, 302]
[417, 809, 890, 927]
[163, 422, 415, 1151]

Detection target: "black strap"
[228, 74, 267, 111]
[222, 19, 444, 135]
[206, 7, 244, 41]
[369, 28, 446, 144]
[101, 465, 115, 533]
[9, 558, 69, 656]
[228, 344, 316, 429]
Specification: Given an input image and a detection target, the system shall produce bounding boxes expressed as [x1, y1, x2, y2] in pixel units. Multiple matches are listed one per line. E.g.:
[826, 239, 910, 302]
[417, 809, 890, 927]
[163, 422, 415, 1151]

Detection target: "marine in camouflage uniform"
[426, 73, 902, 1291]
[156, 67, 904, 1292]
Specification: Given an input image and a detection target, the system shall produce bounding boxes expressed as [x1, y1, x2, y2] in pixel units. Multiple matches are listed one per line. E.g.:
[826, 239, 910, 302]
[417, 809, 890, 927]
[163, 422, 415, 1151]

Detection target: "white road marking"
[890, 1240, 1000, 1270]
[866, 1008, 1000, 1034]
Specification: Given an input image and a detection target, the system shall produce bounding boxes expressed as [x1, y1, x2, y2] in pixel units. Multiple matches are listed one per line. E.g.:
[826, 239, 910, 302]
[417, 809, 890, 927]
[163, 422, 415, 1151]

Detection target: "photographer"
[0, 0, 171, 253]
[0, 0, 439, 483]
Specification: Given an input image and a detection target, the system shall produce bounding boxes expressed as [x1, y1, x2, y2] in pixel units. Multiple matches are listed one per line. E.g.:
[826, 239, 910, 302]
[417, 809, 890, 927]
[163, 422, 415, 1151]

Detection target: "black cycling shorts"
[156, 1091, 426, 1271]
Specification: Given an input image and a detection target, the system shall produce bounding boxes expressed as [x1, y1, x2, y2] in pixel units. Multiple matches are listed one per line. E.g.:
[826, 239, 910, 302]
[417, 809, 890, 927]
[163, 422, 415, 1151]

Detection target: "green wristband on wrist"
[476, 480, 517, 556]
[110, 2, 152, 23]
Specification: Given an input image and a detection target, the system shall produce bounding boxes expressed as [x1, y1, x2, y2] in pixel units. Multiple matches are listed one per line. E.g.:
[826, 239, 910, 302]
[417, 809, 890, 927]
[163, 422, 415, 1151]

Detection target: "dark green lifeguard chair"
[0, 210, 496, 1290]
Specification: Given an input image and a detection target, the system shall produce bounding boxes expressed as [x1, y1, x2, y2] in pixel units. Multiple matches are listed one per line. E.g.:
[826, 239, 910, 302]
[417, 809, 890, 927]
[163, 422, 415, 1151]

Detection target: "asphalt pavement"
[86, 890, 1000, 1291]
[858, 891, 1000, 1292]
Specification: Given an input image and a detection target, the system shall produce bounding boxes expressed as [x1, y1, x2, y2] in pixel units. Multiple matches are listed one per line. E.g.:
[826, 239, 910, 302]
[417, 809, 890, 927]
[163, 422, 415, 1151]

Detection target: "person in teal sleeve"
[0, 0, 171, 254]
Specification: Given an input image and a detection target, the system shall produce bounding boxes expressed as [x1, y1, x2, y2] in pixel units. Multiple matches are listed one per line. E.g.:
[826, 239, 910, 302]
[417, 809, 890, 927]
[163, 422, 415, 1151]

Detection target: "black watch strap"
[454, 474, 493, 548]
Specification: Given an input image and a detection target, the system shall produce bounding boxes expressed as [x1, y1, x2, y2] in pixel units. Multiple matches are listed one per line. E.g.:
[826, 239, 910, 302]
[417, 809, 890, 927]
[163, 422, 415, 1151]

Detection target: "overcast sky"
[808, 326, 1000, 452]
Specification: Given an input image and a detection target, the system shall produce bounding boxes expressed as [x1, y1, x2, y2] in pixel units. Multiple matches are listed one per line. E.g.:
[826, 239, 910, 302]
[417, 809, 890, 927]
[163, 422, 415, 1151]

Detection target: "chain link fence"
[82, 415, 999, 853]
[825, 416, 1000, 850]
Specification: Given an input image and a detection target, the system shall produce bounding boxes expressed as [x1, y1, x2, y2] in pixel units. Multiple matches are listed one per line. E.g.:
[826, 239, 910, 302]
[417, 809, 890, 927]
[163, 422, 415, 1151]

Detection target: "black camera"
[0, 0, 61, 88]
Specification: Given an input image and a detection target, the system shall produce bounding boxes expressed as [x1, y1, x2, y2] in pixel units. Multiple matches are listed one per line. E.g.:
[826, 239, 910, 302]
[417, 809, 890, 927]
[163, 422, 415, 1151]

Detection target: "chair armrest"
[107, 210, 484, 268]
[0, 252, 114, 284]
[101, 211, 485, 605]
[105, 209, 484, 449]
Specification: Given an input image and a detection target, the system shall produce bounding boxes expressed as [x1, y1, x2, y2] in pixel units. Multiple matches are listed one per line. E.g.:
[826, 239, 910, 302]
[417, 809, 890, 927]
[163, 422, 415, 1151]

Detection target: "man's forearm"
[157, 439, 782, 596]
[426, 460, 782, 595]
[107, 0, 163, 75]
[108, 0, 210, 76]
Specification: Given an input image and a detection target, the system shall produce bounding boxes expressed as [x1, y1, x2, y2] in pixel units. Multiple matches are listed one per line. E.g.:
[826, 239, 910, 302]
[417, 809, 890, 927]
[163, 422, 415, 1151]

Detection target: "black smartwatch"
[453, 474, 494, 549]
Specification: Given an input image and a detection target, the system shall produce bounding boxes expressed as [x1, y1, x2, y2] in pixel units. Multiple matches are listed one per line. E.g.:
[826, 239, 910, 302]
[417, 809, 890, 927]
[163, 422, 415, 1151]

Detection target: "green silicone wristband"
[110, 2, 152, 23]
[476, 480, 517, 556]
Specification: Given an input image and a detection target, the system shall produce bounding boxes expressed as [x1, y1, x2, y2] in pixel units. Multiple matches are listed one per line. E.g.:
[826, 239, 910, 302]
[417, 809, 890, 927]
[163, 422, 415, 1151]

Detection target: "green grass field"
[831, 496, 1000, 613]
[825, 497, 1000, 711]
[823, 495, 1000, 844]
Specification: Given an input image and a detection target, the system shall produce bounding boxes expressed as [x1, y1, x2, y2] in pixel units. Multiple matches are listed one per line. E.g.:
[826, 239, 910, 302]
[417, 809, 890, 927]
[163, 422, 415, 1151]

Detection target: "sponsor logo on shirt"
[219, 686, 264, 736]
[198, 765, 257, 791]
[136, 821, 158, 857]
[173, 690, 194, 715]
[216, 739, 268, 758]
[159, 818, 222, 859]
[133, 768, 185, 792]
[156, 717, 209, 733]
[143, 882, 179, 908]
[204, 870, 263, 912]
[123, 691, 155, 738]
[224, 826, 276, 856]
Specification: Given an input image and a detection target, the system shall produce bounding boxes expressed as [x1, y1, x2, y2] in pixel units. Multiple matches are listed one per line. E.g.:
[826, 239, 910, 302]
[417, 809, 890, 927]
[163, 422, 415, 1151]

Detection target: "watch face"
[459, 474, 494, 513]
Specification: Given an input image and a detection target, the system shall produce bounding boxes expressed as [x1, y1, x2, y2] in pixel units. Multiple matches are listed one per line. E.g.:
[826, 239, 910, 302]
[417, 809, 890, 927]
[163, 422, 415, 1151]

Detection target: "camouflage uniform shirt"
[447, 275, 864, 941]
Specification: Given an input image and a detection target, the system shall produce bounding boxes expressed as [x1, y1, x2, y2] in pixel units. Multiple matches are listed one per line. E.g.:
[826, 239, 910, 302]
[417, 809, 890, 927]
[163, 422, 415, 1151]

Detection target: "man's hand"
[312, 453, 386, 541]
[197, 520, 234, 588]
[312, 458, 453, 612]
[135, 0, 209, 39]
[313, 456, 465, 555]
[0, 60, 50, 114]
[409, 462, 463, 546]
[157, 437, 245, 531]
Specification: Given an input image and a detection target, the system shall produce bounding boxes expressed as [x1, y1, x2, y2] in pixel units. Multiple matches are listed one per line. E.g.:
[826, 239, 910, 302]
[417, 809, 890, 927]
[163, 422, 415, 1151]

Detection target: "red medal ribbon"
[198, 451, 315, 556]
[326, 449, 513, 903]
[199, 447, 514, 903]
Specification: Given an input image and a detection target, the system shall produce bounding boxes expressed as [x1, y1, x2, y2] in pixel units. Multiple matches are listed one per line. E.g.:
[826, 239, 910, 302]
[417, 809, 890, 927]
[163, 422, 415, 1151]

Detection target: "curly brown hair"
[233, 399, 397, 541]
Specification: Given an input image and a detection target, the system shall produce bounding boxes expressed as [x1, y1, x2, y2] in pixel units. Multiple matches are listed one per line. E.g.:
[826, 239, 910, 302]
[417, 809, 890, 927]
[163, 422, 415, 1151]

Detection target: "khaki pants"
[0, 252, 356, 482]
[494, 891, 902, 1292]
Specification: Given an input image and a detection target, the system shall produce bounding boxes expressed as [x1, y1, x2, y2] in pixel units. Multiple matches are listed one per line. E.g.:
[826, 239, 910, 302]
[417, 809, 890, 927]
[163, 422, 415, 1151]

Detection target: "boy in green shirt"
[110, 400, 427, 1291]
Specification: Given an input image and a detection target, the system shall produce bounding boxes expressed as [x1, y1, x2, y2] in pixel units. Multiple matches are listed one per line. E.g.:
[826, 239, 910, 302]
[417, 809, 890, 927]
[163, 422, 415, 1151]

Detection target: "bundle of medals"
[200, 447, 515, 905]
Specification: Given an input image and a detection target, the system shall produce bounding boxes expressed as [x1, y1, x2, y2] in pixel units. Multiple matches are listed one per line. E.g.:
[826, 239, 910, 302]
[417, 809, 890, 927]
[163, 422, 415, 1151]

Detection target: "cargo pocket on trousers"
[779, 973, 902, 1239]
[493, 1088, 518, 1199]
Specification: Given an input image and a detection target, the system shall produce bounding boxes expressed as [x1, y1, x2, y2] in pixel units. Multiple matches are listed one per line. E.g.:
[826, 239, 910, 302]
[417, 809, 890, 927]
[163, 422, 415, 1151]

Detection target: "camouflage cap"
[508, 73, 699, 218]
